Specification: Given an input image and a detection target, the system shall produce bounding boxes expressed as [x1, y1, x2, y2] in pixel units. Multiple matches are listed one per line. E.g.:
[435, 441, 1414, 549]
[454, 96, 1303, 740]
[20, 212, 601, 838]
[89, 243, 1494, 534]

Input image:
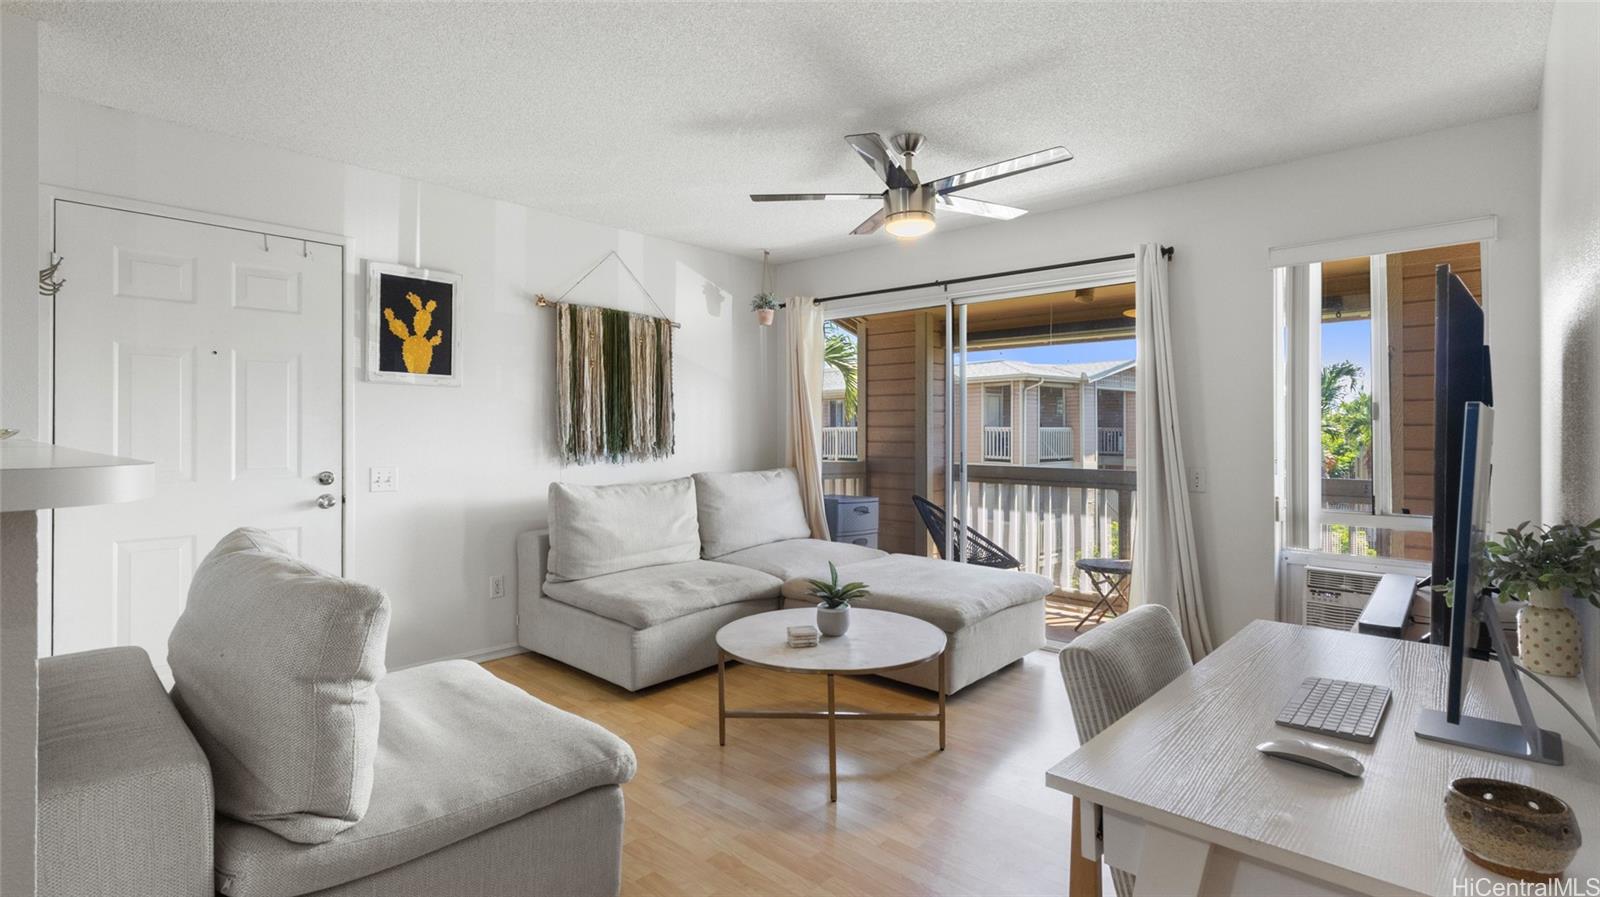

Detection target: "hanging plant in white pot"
[751, 292, 779, 327]
[751, 249, 778, 327]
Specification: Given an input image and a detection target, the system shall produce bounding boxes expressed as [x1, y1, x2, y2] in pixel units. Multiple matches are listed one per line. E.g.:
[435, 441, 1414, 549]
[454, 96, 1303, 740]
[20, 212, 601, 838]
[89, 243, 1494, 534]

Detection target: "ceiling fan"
[751, 132, 1073, 238]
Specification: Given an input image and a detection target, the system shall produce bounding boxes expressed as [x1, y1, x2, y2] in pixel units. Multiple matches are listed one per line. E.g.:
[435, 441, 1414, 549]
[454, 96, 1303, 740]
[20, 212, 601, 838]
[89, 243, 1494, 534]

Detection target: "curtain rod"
[810, 245, 1173, 304]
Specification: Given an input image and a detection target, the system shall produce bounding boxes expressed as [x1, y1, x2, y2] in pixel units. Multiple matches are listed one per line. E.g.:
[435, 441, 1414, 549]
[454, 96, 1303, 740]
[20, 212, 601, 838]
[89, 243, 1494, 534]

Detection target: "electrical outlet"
[369, 466, 398, 492]
[1188, 467, 1207, 493]
[489, 575, 506, 601]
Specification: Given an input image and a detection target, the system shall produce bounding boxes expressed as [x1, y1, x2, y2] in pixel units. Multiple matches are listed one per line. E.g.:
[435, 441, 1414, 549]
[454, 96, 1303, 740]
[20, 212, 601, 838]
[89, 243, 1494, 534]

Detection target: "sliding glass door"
[945, 275, 1139, 643]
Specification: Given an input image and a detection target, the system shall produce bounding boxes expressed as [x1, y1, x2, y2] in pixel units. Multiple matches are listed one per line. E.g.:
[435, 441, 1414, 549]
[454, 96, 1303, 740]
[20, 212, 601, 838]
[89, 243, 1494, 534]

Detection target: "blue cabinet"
[824, 495, 879, 549]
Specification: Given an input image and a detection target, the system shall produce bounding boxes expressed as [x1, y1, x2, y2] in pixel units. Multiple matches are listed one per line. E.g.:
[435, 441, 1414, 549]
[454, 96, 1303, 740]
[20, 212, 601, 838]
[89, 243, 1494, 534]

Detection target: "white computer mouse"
[1256, 737, 1365, 778]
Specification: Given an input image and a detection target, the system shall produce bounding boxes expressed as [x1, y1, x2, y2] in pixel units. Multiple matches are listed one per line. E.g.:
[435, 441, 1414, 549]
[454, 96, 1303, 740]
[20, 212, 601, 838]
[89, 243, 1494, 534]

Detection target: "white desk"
[1046, 621, 1598, 896]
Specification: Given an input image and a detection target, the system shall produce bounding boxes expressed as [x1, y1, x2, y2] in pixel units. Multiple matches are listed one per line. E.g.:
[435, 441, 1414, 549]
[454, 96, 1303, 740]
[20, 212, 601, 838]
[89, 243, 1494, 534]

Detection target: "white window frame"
[1273, 217, 1497, 556]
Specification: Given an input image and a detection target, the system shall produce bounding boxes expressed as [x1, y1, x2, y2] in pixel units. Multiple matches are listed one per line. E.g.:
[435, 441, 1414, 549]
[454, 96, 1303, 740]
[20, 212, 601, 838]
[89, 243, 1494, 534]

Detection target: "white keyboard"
[1275, 676, 1392, 744]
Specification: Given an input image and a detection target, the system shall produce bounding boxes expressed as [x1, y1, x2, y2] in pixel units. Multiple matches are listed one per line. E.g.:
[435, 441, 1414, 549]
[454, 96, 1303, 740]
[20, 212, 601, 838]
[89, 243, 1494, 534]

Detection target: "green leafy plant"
[1320, 361, 1371, 479]
[750, 292, 780, 311]
[823, 321, 858, 421]
[806, 561, 869, 610]
[1442, 519, 1600, 608]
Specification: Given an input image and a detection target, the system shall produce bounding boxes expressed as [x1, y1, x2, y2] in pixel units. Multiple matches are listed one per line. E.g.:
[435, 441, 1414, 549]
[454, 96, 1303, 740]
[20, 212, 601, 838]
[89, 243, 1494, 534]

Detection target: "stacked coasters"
[786, 624, 820, 648]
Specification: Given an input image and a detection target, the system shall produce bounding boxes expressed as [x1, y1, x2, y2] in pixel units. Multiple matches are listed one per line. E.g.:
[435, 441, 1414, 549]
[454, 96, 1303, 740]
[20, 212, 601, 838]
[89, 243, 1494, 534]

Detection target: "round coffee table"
[715, 607, 948, 802]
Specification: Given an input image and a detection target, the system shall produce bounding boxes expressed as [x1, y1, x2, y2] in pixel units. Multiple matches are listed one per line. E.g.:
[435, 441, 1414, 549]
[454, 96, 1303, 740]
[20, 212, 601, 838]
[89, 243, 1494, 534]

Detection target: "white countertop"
[0, 439, 155, 511]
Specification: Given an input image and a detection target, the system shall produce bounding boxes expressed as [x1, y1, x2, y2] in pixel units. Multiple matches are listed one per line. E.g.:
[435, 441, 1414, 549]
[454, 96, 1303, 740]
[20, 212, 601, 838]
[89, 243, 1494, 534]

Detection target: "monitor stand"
[1415, 597, 1564, 765]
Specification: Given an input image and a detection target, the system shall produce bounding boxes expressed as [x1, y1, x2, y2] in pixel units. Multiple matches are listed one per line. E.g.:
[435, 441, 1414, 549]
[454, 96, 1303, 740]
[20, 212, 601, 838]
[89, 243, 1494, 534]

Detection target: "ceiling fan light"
[884, 210, 936, 238]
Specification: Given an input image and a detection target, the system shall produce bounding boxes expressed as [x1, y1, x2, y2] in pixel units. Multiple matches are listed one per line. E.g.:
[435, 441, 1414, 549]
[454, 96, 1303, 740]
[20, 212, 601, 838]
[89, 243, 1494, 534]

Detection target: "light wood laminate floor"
[484, 649, 1084, 896]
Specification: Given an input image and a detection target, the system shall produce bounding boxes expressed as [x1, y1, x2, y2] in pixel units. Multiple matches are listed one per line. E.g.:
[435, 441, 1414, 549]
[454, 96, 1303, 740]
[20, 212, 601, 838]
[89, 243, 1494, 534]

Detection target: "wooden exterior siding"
[1391, 242, 1480, 560]
[860, 310, 946, 556]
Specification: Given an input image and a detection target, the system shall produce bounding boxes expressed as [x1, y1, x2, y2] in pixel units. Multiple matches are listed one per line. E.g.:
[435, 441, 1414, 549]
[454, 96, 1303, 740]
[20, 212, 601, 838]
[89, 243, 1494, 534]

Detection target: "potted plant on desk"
[1468, 519, 1600, 677]
[807, 561, 868, 638]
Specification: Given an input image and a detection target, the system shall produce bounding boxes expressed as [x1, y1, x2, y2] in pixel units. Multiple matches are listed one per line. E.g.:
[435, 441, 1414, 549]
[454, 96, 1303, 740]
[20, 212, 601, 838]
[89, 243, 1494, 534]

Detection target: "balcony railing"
[1099, 427, 1126, 455]
[983, 426, 1013, 462]
[821, 426, 859, 461]
[963, 465, 1135, 597]
[1039, 426, 1073, 461]
[821, 460, 866, 497]
[818, 461, 1135, 601]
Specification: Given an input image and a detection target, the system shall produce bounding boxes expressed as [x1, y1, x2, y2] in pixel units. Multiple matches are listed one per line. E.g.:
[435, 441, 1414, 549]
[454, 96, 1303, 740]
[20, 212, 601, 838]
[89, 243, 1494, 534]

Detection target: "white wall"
[1539, 0, 1600, 525]
[780, 114, 1542, 643]
[1537, 0, 1600, 711]
[35, 95, 786, 668]
[0, 15, 40, 897]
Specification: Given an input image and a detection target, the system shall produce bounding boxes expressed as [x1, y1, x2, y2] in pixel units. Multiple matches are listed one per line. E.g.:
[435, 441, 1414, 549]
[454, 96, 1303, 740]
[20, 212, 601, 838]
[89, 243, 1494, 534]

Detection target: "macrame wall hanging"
[538, 252, 676, 465]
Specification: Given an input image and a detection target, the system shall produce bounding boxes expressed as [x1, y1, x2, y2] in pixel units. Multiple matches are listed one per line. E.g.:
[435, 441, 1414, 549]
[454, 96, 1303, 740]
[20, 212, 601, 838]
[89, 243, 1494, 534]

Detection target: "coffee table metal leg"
[827, 673, 837, 803]
[717, 649, 727, 747]
[938, 651, 947, 751]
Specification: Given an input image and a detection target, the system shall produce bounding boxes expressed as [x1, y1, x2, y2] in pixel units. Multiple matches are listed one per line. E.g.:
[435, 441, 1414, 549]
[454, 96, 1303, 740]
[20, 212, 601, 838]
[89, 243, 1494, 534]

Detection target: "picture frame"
[365, 261, 462, 386]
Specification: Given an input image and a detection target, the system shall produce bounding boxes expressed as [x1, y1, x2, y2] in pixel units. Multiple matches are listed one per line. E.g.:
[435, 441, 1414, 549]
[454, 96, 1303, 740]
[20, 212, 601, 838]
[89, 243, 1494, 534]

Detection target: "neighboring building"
[821, 366, 860, 460]
[821, 358, 1136, 469]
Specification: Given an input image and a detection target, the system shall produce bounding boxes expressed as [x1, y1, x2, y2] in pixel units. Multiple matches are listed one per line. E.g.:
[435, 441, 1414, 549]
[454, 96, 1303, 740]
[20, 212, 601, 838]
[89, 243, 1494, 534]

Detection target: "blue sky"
[1321, 319, 1372, 379]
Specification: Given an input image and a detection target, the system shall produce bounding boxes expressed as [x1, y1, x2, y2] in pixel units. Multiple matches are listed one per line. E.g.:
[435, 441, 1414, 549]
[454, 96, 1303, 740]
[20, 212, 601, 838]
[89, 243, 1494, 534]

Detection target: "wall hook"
[39, 253, 65, 297]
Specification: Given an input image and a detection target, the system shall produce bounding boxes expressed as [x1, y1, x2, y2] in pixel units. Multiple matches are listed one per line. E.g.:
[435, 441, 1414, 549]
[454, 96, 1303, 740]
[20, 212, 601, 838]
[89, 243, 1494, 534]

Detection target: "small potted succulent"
[751, 292, 779, 327]
[806, 561, 868, 637]
[1452, 519, 1600, 677]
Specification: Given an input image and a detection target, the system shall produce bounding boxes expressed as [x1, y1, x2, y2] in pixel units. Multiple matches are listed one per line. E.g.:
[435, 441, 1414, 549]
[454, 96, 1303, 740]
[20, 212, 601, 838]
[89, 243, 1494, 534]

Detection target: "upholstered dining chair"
[1058, 604, 1193, 897]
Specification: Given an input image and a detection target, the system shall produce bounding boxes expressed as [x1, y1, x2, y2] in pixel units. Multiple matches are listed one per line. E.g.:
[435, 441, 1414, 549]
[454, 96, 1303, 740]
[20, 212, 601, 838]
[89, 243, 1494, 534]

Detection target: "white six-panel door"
[52, 200, 343, 672]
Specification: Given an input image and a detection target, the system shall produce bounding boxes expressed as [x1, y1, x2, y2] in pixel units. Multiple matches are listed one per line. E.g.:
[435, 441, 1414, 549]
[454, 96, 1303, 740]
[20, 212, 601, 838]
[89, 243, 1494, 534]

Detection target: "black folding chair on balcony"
[911, 495, 1022, 570]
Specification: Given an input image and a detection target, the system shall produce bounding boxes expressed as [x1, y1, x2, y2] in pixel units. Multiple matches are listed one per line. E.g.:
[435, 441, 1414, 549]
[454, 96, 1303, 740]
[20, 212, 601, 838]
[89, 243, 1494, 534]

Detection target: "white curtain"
[1132, 244, 1215, 659]
[785, 296, 831, 539]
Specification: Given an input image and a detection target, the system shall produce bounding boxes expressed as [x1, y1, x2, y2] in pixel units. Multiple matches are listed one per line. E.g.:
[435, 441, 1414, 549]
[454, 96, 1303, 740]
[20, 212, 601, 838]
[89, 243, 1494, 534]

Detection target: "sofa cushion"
[693, 468, 812, 558]
[547, 477, 700, 582]
[168, 528, 389, 845]
[543, 559, 781, 629]
[715, 537, 886, 582]
[213, 661, 637, 897]
[779, 553, 1053, 632]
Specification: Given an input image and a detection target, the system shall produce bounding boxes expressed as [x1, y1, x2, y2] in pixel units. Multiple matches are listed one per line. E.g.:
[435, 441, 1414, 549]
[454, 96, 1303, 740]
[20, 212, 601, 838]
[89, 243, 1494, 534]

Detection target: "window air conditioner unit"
[1302, 566, 1383, 631]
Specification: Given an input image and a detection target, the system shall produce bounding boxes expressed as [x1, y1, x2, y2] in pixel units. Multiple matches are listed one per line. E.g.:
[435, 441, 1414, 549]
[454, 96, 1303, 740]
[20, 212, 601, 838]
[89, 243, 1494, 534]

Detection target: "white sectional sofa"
[516, 468, 1052, 694]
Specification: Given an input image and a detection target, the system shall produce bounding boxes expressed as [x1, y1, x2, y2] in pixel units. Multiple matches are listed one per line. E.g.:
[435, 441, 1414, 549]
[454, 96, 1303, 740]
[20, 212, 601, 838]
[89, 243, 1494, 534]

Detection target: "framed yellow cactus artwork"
[365, 261, 462, 386]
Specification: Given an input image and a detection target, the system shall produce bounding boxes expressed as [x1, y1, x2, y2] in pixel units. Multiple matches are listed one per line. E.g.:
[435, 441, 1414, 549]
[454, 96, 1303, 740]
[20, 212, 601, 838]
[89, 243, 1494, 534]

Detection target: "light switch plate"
[370, 466, 398, 492]
[489, 575, 506, 600]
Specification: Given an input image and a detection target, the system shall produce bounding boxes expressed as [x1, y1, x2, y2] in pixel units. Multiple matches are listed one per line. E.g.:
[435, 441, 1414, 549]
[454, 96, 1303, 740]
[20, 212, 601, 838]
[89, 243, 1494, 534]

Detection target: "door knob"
[316, 493, 338, 509]
[316, 470, 336, 486]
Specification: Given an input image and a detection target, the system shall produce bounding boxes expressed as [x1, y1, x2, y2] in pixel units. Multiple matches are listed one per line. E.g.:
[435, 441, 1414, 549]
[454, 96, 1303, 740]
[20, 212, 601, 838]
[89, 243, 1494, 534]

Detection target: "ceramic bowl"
[1445, 777, 1581, 882]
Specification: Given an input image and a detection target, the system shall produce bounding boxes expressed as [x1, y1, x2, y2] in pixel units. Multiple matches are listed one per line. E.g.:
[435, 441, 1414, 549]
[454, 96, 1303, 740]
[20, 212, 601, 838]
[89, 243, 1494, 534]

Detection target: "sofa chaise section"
[214, 661, 635, 897]
[781, 554, 1052, 694]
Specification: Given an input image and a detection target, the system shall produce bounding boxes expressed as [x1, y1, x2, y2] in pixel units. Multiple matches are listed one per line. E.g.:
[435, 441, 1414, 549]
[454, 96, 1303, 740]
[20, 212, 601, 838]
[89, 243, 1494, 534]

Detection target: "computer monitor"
[1414, 402, 1563, 765]
[1431, 264, 1494, 645]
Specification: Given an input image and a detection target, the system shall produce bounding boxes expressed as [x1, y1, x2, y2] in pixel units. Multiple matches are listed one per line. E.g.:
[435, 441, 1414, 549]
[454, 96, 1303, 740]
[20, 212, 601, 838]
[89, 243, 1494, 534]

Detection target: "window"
[1279, 241, 1483, 560]
[983, 386, 1011, 427]
[1039, 386, 1068, 428]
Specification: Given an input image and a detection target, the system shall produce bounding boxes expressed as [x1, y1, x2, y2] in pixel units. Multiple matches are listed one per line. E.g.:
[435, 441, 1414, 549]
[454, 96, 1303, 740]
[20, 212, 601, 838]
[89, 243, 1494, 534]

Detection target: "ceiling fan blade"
[935, 194, 1027, 220]
[750, 193, 882, 202]
[931, 146, 1073, 194]
[844, 133, 904, 186]
[850, 208, 887, 236]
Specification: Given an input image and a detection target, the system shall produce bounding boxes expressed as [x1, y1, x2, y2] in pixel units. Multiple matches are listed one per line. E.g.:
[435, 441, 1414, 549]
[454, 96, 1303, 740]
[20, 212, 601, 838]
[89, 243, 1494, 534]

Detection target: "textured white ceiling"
[16, 1, 1552, 262]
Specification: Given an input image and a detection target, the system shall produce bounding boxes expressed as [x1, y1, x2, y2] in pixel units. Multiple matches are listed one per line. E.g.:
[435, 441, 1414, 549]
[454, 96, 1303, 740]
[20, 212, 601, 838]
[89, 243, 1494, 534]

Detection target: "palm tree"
[823, 322, 858, 421]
